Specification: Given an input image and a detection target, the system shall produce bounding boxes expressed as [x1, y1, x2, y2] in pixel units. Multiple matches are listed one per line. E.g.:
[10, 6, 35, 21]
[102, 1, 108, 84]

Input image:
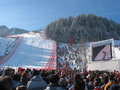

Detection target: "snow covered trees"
[45, 14, 120, 43]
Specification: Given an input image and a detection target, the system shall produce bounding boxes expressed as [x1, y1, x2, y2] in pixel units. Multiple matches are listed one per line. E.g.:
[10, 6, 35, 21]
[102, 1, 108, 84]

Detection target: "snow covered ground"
[0, 32, 56, 69]
[0, 37, 16, 56]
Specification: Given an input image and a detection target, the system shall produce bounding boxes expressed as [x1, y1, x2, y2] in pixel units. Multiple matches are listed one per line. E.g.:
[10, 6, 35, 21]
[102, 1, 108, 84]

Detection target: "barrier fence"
[44, 41, 57, 70]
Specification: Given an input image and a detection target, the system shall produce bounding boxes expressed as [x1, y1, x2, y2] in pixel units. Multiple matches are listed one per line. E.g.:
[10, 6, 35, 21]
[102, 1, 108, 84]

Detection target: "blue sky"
[0, 0, 120, 31]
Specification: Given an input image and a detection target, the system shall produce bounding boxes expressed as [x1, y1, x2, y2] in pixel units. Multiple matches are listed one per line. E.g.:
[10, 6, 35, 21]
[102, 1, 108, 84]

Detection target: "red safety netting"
[44, 41, 57, 70]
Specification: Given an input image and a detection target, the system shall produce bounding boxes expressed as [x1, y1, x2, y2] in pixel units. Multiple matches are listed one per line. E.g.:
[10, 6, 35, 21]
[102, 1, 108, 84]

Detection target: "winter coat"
[21, 72, 29, 85]
[13, 80, 21, 88]
[27, 75, 47, 90]
[104, 82, 117, 90]
[87, 82, 94, 90]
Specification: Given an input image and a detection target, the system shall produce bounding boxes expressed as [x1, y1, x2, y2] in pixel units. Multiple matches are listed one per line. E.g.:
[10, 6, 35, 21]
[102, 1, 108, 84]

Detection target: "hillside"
[0, 25, 28, 37]
[45, 14, 120, 43]
[0, 32, 56, 69]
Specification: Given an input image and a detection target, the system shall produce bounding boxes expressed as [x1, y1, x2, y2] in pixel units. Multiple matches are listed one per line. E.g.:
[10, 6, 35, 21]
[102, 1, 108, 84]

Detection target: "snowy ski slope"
[0, 32, 56, 69]
[0, 37, 16, 56]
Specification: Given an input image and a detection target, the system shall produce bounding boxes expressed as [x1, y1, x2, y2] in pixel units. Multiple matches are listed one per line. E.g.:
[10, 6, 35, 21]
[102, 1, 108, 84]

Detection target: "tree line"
[45, 14, 120, 43]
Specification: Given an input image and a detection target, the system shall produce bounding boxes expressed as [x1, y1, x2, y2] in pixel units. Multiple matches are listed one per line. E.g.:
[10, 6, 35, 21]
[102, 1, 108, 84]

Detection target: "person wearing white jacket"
[27, 70, 47, 90]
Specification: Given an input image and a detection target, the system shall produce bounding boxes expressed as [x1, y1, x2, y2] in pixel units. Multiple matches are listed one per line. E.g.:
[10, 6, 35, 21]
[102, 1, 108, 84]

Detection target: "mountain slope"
[0, 25, 10, 37]
[0, 25, 28, 37]
[8, 28, 28, 35]
[0, 32, 56, 69]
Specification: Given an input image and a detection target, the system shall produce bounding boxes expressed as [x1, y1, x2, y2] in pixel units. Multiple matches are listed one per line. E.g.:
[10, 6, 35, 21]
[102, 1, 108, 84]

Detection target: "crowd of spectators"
[0, 67, 120, 90]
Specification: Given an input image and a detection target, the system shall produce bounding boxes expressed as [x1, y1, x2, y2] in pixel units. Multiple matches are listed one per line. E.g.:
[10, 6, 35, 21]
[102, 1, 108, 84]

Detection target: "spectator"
[87, 76, 94, 90]
[3, 67, 14, 77]
[101, 76, 108, 90]
[59, 78, 67, 90]
[18, 68, 25, 77]
[67, 77, 73, 89]
[45, 74, 60, 90]
[12, 73, 21, 90]
[70, 74, 85, 90]
[27, 70, 47, 90]
[104, 74, 117, 90]
[93, 81, 102, 90]
[21, 70, 29, 85]
[0, 75, 13, 90]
